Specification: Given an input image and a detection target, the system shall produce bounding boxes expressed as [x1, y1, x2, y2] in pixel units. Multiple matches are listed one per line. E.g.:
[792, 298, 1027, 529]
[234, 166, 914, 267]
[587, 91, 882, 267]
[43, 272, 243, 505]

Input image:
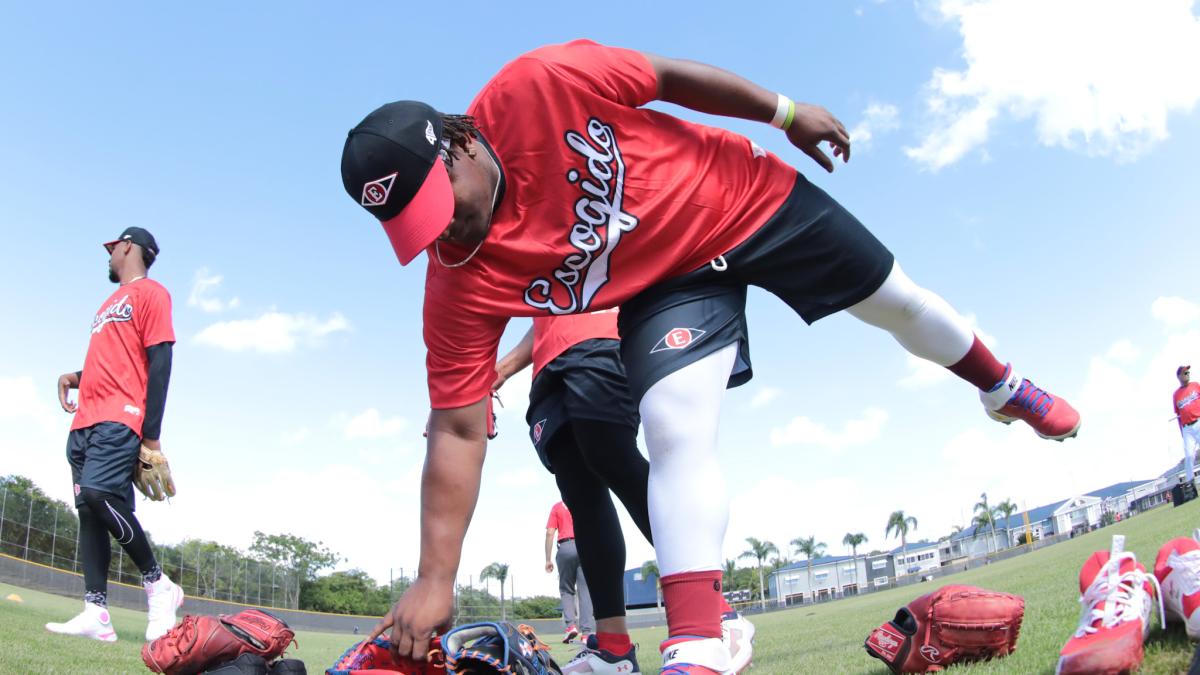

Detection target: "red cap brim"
[380, 159, 454, 266]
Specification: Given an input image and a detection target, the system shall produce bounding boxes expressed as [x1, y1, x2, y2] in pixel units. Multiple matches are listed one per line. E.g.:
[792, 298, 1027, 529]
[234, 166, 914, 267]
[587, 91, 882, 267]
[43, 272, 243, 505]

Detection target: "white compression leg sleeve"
[640, 343, 738, 575]
[845, 261, 975, 367]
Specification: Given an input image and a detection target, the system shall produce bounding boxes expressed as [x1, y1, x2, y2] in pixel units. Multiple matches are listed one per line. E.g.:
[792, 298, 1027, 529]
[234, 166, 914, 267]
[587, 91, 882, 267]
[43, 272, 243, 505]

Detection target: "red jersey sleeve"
[423, 298, 508, 410]
[521, 39, 658, 108]
[137, 281, 175, 348]
[546, 505, 560, 531]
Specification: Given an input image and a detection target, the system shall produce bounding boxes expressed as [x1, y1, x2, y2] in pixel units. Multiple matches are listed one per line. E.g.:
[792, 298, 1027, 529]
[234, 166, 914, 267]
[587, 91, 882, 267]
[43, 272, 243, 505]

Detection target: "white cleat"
[144, 573, 184, 641]
[721, 613, 755, 675]
[45, 601, 118, 642]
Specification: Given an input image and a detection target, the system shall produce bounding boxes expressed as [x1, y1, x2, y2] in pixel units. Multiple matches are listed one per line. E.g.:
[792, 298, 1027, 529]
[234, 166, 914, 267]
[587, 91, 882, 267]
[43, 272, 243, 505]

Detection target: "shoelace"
[1010, 379, 1054, 417]
[1074, 552, 1165, 638]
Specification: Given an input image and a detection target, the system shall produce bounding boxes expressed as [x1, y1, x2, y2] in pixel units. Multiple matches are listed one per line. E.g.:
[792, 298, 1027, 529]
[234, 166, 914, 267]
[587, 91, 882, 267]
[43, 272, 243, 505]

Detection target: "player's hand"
[491, 366, 510, 393]
[784, 103, 851, 173]
[367, 577, 454, 662]
[57, 373, 79, 413]
[142, 438, 162, 452]
[545, 561, 554, 573]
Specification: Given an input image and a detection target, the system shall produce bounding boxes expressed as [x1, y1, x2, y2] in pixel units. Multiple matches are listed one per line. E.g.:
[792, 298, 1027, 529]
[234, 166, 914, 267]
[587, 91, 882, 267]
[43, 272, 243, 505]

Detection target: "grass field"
[4, 499, 1200, 674]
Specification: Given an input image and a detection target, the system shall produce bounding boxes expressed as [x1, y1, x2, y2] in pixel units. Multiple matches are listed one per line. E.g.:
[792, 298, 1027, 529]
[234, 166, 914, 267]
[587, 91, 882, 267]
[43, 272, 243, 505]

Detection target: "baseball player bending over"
[342, 40, 1080, 674]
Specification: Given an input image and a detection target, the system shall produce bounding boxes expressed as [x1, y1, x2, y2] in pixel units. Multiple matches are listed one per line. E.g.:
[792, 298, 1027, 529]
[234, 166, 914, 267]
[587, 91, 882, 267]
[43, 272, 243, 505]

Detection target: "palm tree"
[479, 562, 510, 620]
[996, 499, 1018, 548]
[973, 493, 1001, 555]
[722, 558, 739, 605]
[886, 511, 918, 576]
[740, 537, 778, 610]
[843, 533, 868, 587]
[641, 559, 662, 610]
[791, 536, 827, 602]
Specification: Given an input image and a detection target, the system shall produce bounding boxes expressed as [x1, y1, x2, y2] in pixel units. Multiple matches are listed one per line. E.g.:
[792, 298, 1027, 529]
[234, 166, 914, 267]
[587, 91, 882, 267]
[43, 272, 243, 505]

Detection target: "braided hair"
[440, 114, 481, 166]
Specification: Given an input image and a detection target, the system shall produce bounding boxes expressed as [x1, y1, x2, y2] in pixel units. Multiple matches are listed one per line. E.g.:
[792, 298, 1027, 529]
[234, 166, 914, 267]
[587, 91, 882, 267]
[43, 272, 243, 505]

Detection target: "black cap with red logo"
[340, 101, 455, 266]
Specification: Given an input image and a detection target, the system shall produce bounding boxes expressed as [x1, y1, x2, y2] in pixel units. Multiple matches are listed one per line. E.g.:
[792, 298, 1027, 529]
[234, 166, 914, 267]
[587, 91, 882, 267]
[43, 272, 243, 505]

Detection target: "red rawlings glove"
[143, 609, 296, 675]
[864, 584, 1024, 673]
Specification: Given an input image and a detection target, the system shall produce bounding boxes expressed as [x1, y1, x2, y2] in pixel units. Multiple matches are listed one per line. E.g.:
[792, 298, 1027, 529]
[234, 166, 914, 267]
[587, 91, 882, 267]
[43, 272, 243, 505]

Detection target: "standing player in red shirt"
[495, 312, 755, 674]
[45, 228, 183, 643]
[1174, 365, 1200, 482]
[543, 500, 595, 646]
[342, 41, 1080, 673]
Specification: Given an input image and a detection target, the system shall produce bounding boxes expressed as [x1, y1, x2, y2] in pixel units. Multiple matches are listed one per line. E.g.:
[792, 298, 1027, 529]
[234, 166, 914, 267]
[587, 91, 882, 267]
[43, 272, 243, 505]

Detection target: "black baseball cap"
[103, 227, 159, 259]
[341, 100, 454, 266]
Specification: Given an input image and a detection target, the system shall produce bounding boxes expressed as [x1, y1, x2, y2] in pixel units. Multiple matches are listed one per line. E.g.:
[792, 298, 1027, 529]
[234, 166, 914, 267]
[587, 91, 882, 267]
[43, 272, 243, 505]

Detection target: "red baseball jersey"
[1176, 382, 1200, 427]
[532, 308, 620, 378]
[72, 279, 175, 437]
[423, 40, 797, 408]
[546, 501, 576, 541]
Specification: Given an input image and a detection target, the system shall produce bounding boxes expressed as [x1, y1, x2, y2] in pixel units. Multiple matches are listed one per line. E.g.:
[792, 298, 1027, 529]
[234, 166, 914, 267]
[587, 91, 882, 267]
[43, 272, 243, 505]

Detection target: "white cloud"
[907, 0, 1200, 169]
[770, 407, 889, 450]
[194, 312, 349, 353]
[849, 103, 900, 149]
[1106, 339, 1140, 365]
[899, 314, 997, 388]
[280, 428, 311, 446]
[187, 268, 240, 313]
[344, 408, 407, 440]
[748, 386, 783, 409]
[1152, 296, 1200, 327]
[0, 376, 73, 504]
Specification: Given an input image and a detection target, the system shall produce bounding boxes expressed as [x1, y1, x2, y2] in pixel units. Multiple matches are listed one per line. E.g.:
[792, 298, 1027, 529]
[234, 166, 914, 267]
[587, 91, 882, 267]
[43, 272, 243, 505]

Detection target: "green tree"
[886, 511, 918, 576]
[480, 562, 510, 620]
[512, 596, 560, 619]
[454, 585, 500, 623]
[842, 533, 868, 586]
[739, 537, 778, 610]
[301, 569, 391, 615]
[973, 493, 1001, 555]
[996, 499, 1019, 546]
[641, 559, 661, 610]
[722, 558, 739, 595]
[249, 531, 339, 609]
[791, 536, 826, 601]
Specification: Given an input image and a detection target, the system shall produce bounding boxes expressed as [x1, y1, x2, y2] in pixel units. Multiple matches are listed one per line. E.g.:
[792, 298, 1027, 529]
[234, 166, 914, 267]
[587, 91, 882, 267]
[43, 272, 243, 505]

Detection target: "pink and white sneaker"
[45, 601, 117, 642]
[660, 637, 728, 675]
[1057, 536, 1163, 675]
[1155, 528, 1200, 639]
[981, 364, 1081, 441]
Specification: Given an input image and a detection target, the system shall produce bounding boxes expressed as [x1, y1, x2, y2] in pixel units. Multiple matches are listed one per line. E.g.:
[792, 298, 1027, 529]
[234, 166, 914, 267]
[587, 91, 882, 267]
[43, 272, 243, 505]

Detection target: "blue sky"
[2, 1, 1198, 599]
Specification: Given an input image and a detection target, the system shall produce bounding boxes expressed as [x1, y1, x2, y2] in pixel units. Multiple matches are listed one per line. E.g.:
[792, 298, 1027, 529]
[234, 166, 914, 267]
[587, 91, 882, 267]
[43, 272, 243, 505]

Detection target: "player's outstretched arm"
[56, 371, 81, 413]
[642, 52, 851, 173]
[492, 326, 534, 393]
[369, 397, 490, 661]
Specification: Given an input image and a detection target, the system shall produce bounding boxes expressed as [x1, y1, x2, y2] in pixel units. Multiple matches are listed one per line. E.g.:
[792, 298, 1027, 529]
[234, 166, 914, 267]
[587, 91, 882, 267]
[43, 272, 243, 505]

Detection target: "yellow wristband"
[782, 100, 796, 131]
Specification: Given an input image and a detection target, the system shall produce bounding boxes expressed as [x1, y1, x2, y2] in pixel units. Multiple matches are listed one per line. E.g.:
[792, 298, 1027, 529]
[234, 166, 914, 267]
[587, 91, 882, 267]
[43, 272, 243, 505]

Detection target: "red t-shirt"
[423, 40, 797, 408]
[532, 308, 620, 378]
[1176, 382, 1200, 427]
[546, 501, 575, 541]
[72, 279, 175, 437]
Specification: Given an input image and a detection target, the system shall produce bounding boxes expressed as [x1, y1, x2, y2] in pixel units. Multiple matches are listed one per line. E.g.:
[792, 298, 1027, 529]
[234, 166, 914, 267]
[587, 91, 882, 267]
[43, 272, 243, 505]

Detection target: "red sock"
[661, 570, 723, 643]
[947, 335, 1008, 391]
[719, 595, 734, 615]
[596, 632, 632, 654]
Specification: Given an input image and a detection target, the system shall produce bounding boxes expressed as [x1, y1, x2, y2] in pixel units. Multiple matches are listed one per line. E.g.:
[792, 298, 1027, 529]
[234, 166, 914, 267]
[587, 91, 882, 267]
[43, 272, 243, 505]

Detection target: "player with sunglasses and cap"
[46, 227, 183, 644]
[342, 40, 1080, 673]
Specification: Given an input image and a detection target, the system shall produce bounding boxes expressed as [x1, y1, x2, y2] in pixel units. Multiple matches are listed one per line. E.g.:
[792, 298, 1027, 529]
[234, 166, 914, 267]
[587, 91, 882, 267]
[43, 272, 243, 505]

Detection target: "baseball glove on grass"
[864, 584, 1024, 673]
[143, 609, 296, 675]
[136, 444, 177, 501]
[443, 622, 560, 675]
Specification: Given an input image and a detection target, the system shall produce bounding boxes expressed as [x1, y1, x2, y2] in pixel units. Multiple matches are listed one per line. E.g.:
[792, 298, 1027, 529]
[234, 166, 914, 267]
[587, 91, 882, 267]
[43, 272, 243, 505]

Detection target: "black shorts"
[526, 338, 640, 472]
[618, 173, 894, 404]
[66, 421, 141, 509]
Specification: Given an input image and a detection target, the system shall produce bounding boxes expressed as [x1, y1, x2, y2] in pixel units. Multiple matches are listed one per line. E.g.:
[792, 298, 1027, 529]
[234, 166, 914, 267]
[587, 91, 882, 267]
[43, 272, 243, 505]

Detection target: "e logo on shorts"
[650, 327, 706, 354]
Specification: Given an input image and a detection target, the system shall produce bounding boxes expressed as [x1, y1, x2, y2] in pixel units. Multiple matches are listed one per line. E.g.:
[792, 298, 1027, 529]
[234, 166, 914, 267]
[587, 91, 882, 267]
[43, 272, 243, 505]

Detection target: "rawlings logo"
[920, 645, 941, 662]
[867, 625, 904, 661]
[361, 172, 397, 206]
[650, 328, 706, 354]
[523, 117, 639, 315]
[91, 294, 134, 334]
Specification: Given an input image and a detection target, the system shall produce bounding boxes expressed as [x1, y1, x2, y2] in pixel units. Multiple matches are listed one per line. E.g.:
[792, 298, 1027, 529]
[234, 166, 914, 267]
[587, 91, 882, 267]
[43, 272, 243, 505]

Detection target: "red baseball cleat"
[1057, 536, 1163, 675]
[1155, 529, 1200, 639]
[981, 365, 1081, 441]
